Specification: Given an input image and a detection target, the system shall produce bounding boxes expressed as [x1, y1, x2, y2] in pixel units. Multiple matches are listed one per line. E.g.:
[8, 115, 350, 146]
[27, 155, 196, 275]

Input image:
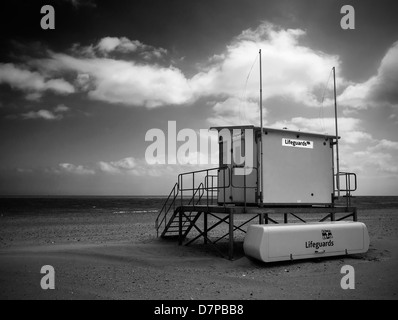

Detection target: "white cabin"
[213, 125, 339, 206]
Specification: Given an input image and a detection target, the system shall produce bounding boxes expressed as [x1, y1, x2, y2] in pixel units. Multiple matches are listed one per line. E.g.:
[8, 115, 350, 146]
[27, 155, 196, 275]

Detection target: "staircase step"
[165, 226, 189, 231]
[162, 231, 188, 237]
[168, 222, 190, 226]
[157, 182, 205, 239]
[164, 230, 188, 234]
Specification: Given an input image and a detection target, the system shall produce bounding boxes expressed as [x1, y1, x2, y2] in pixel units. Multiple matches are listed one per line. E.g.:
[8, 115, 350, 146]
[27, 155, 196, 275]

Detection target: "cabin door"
[217, 131, 257, 205]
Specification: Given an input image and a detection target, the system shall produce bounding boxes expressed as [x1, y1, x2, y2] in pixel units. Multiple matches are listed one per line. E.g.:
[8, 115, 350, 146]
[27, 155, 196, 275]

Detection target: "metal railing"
[156, 167, 230, 237]
[155, 181, 206, 237]
[156, 167, 231, 236]
[335, 172, 357, 207]
[156, 168, 358, 237]
[178, 166, 231, 209]
[204, 174, 218, 206]
[180, 182, 206, 230]
[155, 182, 179, 237]
[160, 165, 256, 217]
[230, 166, 258, 211]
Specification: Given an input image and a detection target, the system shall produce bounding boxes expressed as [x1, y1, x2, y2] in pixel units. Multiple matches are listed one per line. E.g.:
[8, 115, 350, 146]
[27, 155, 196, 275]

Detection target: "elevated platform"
[178, 204, 357, 216]
[164, 204, 358, 260]
[155, 166, 359, 260]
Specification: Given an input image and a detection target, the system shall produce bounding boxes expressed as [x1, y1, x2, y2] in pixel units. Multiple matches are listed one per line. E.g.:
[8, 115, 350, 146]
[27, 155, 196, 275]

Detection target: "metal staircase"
[155, 182, 205, 238]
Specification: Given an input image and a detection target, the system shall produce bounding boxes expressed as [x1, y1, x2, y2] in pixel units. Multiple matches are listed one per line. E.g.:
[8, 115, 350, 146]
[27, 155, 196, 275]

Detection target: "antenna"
[259, 49, 264, 204]
[333, 66, 340, 198]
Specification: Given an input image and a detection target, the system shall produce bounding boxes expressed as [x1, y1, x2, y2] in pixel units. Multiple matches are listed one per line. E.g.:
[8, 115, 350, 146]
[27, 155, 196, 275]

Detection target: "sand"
[0, 207, 397, 300]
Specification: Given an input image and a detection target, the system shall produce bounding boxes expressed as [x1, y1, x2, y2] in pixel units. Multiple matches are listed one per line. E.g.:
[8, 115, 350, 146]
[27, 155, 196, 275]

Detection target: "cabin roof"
[210, 125, 339, 139]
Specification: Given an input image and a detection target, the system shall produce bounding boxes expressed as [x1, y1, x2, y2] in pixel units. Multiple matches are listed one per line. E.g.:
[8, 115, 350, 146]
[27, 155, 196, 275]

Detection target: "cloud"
[0, 63, 75, 100]
[97, 161, 121, 174]
[25, 92, 43, 101]
[29, 23, 342, 110]
[269, 116, 373, 144]
[54, 104, 69, 113]
[341, 131, 374, 145]
[338, 41, 398, 109]
[5, 22, 398, 119]
[72, 36, 168, 60]
[192, 22, 345, 126]
[1, 36, 169, 105]
[193, 23, 341, 107]
[96, 36, 168, 59]
[13, 22, 345, 113]
[58, 163, 95, 175]
[54, 157, 178, 177]
[389, 114, 398, 124]
[208, 97, 267, 126]
[75, 73, 91, 90]
[98, 157, 137, 174]
[37, 53, 193, 108]
[347, 149, 398, 176]
[21, 109, 61, 120]
[96, 37, 143, 54]
[13, 22, 398, 120]
[97, 157, 174, 177]
[369, 139, 398, 152]
[20, 104, 70, 120]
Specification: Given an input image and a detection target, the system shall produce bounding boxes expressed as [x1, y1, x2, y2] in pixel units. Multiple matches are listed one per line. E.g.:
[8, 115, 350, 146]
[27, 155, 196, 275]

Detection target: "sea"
[0, 196, 168, 217]
[0, 196, 397, 217]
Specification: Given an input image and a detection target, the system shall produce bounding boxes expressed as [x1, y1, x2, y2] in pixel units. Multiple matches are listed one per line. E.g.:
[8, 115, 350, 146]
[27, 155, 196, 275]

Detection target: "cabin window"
[233, 136, 245, 166]
[219, 137, 232, 167]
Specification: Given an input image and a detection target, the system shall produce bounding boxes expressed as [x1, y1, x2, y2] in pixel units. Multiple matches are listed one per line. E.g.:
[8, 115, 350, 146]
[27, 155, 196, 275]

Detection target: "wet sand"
[0, 207, 397, 300]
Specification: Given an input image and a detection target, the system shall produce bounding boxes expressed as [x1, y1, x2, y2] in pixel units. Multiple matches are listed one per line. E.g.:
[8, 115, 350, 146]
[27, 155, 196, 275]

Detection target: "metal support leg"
[353, 208, 357, 221]
[284, 213, 288, 224]
[264, 213, 268, 224]
[178, 209, 183, 245]
[229, 212, 234, 260]
[331, 212, 335, 221]
[204, 212, 208, 244]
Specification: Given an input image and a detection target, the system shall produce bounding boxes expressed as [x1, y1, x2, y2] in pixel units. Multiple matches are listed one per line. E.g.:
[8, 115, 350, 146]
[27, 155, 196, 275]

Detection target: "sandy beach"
[0, 198, 397, 300]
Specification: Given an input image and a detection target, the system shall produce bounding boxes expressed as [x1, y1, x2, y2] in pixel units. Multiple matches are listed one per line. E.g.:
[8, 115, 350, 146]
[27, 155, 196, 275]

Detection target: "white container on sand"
[244, 221, 370, 263]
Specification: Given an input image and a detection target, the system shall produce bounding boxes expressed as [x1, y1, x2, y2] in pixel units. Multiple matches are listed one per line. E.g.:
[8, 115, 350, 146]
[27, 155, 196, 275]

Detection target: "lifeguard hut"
[155, 53, 368, 261]
[215, 125, 338, 206]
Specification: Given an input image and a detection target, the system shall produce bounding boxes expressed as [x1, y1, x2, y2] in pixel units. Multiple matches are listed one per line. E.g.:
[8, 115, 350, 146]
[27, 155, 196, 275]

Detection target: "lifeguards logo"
[322, 229, 333, 240]
[282, 138, 313, 149]
[305, 229, 334, 249]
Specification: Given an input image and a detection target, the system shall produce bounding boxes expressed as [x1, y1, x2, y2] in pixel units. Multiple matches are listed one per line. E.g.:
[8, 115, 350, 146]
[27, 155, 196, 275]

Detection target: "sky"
[0, 0, 397, 196]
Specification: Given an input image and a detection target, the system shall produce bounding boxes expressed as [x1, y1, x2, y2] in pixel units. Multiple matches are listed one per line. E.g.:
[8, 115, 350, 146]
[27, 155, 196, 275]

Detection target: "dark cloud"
[339, 41, 398, 109]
